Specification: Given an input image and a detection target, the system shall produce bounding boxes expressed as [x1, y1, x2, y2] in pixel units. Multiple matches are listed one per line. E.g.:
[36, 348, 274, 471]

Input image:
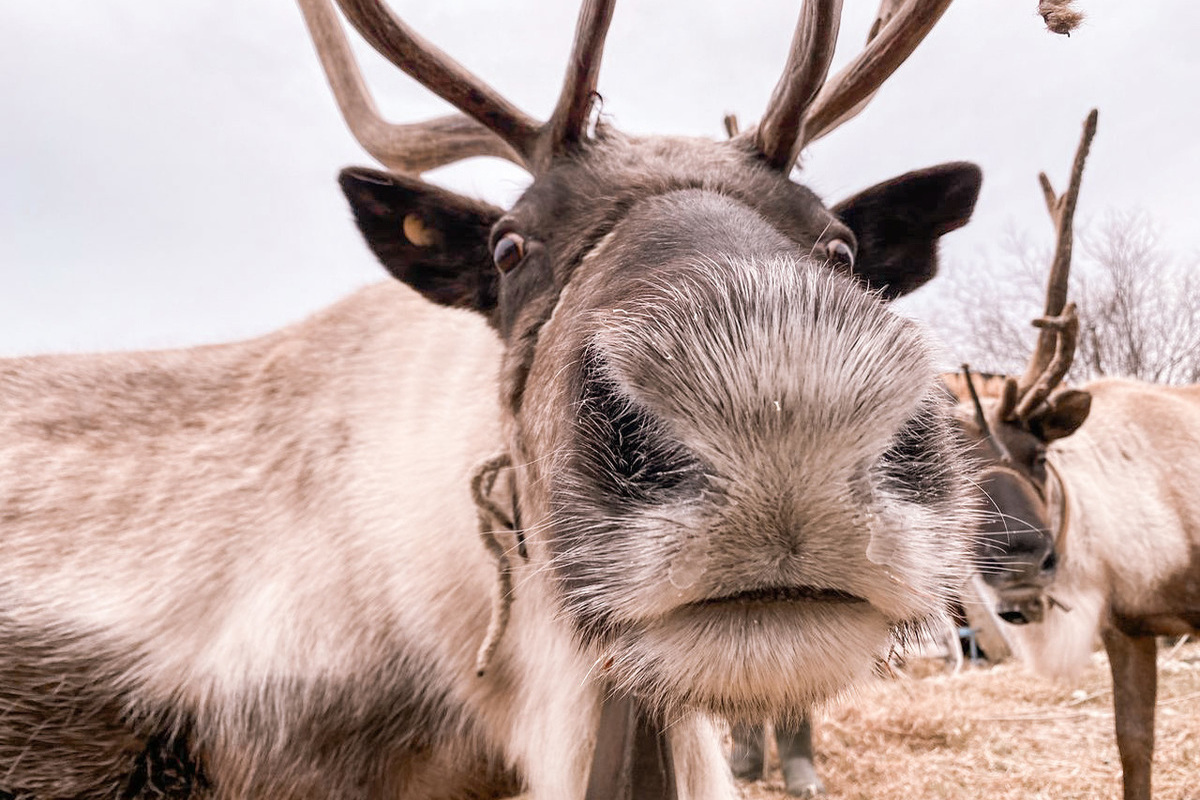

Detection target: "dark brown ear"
[832, 162, 982, 300]
[1028, 388, 1092, 442]
[339, 167, 504, 317]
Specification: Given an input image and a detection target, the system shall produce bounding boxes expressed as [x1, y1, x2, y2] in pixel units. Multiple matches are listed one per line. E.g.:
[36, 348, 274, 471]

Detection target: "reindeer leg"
[777, 714, 825, 798]
[584, 690, 679, 800]
[729, 723, 766, 781]
[1101, 627, 1156, 800]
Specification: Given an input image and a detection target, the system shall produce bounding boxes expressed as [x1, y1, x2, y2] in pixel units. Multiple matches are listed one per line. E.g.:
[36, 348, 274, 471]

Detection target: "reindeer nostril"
[575, 348, 707, 503]
[999, 610, 1030, 625]
[1041, 550, 1058, 573]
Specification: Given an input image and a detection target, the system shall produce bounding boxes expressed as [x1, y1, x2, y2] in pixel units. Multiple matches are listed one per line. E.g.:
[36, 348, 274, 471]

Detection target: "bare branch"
[753, 0, 844, 170]
[928, 211, 1197, 387]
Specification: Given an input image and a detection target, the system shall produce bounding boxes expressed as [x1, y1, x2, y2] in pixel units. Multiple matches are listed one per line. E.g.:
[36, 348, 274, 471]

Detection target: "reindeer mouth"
[692, 586, 866, 607]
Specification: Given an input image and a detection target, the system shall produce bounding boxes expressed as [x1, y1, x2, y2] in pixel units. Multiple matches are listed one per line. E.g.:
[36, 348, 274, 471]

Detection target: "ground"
[740, 639, 1200, 800]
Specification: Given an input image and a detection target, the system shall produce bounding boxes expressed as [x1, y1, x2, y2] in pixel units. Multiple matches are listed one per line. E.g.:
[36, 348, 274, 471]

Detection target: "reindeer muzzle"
[995, 589, 1047, 625]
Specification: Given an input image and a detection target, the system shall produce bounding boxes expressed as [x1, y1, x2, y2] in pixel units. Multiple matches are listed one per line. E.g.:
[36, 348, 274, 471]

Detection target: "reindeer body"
[0, 139, 984, 799]
[0, 232, 972, 798]
[1037, 379, 1200, 667]
[0, 1, 987, 796]
[1, 282, 739, 798]
[967, 377, 1200, 800]
[0, 284, 505, 796]
[961, 110, 1200, 800]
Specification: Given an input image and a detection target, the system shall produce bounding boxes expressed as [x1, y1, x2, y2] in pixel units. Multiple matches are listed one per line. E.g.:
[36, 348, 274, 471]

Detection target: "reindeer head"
[956, 110, 1098, 625]
[303, 0, 983, 720]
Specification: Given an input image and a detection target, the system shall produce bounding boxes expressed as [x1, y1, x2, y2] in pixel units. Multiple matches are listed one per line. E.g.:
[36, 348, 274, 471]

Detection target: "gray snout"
[995, 589, 1046, 625]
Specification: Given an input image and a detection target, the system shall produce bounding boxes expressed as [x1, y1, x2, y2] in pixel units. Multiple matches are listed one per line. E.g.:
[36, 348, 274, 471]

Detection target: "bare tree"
[928, 211, 1200, 385]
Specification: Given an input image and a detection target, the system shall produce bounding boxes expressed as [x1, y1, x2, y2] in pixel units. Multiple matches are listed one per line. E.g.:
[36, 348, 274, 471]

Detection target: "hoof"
[782, 758, 825, 798]
[729, 751, 764, 781]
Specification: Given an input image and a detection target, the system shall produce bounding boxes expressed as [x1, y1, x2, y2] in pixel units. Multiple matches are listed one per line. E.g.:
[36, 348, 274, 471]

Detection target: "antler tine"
[868, 0, 906, 40]
[801, 0, 955, 147]
[797, 0, 900, 143]
[723, 114, 741, 139]
[1015, 304, 1080, 419]
[962, 364, 1014, 463]
[541, 0, 617, 166]
[333, 0, 542, 168]
[299, 0, 525, 172]
[1037, 172, 1057, 219]
[997, 377, 1020, 423]
[753, 0, 844, 171]
[1016, 108, 1098, 396]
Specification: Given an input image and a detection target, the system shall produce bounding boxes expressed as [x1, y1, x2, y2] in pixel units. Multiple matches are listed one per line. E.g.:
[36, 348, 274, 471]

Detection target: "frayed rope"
[471, 452, 518, 677]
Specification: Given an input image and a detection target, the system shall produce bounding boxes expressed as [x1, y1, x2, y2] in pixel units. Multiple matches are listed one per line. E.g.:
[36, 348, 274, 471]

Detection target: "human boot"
[728, 722, 766, 781]
[776, 715, 825, 797]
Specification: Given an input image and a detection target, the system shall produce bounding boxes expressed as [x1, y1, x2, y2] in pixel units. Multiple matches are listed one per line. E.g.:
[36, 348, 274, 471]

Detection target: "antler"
[1014, 304, 1080, 420]
[793, 0, 899, 141]
[802, 0, 953, 147]
[299, 0, 615, 174]
[753, 0, 845, 170]
[962, 364, 1014, 463]
[743, 0, 956, 171]
[306, 0, 956, 176]
[1009, 108, 1098, 418]
[298, 0, 527, 172]
[543, 0, 617, 163]
[723, 114, 741, 139]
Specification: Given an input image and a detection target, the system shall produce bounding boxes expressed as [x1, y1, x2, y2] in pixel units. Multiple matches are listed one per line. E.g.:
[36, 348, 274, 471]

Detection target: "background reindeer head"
[957, 109, 1097, 625]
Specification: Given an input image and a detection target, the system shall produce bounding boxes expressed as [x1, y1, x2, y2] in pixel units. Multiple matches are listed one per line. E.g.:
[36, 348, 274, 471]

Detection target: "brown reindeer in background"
[958, 109, 1200, 800]
[0, 1, 984, 797]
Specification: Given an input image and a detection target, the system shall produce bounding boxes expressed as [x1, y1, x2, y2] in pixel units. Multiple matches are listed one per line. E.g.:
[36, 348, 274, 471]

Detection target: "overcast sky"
[1, 0, 1196, 356]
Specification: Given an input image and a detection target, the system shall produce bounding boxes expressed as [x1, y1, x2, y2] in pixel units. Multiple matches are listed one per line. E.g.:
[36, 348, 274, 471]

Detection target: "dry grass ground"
[740, 639, 1200, 800]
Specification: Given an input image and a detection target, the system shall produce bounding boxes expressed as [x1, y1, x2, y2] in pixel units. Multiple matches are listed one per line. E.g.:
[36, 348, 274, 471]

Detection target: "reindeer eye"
[828, 238, 855, 269]
[493, 232, 526, 274]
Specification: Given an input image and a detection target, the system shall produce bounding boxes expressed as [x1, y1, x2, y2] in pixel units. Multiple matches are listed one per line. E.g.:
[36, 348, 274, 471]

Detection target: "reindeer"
[0, 1, 984, 797]
[958, 109, 1200, 800]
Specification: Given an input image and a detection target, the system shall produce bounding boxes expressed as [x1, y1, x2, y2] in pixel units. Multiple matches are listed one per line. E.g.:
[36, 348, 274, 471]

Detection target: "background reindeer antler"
[1000, 108, 1098, 422]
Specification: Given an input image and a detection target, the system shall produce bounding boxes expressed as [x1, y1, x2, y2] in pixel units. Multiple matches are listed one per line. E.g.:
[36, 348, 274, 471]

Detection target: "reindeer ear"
[832, 162, 982, 300]
[339, 167, 503, 316]
[1028, 388, 1092, 442]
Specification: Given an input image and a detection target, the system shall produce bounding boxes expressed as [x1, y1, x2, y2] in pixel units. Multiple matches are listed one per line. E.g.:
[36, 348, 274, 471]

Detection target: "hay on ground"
[740, 640, 1200, 799]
